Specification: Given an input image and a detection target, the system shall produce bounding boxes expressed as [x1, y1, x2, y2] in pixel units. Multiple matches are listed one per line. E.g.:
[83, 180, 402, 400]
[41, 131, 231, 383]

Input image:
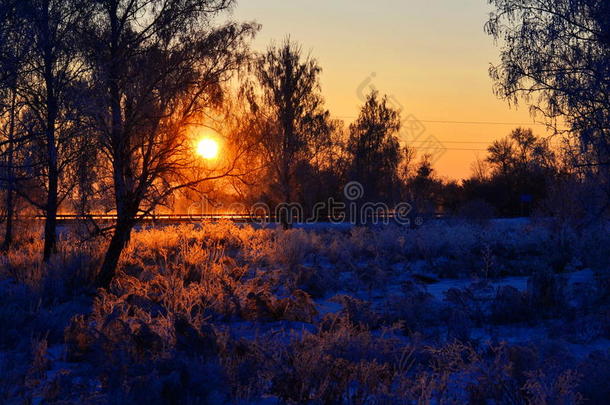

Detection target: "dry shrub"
[325, 235, 355, 265]
[240, 286, 317, 323]
[275, 289, 318, 323]
[24, 336, 50, 390]
[259, 317, 405, 404]
[465, 343, 535, 404]
[417, 341, 480, 403]
[0, 230, 45, 287]
[61, 226, 325, 381]
[371, 225, 407, 261]
[268, 228, 312, 270]
[384, 281, 442, 333]
[0, 226, 101, 294]
[523, 369, 583, 405]
[330, 294, 382, 328]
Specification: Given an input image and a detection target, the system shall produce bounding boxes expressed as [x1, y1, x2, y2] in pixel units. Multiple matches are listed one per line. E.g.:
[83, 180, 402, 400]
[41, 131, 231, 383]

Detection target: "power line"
[410, 140, 493, 144]
[333, 116, 549, 126]
[334, 114, 553, 151]
[413, 119, 548, 126]
[411, 147, 488, 151]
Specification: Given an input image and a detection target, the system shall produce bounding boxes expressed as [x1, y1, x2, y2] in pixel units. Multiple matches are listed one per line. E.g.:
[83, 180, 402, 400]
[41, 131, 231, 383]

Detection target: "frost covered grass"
[0, 219, 609, 403]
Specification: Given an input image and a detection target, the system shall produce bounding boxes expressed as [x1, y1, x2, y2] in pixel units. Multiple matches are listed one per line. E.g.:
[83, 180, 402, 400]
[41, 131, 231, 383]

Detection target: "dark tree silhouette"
[487, 128, 555, 177]
[462, 128, 557, 216]
[404, 154, 445, 217]
[248, 39, 333, 228]
[0, 79, 23, 252]
[347, 90, 402, 205]
[0, 1, 24, 251]
[0, 0, 94, 260]
[86, 0, 256, 287]
[486, 0, 610, 167]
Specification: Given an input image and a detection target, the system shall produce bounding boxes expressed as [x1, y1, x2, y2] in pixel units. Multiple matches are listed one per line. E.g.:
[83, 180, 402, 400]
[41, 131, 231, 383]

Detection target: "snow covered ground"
[2, 219, 610, 403]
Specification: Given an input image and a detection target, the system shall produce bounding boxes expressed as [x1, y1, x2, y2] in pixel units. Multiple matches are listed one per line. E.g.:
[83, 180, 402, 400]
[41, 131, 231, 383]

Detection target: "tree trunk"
[97, 218, 134, 289]
[3, 188, 14, 252]
[95, 14, 133, 289]
[42, 84, 58, 262]
[95, 151, 136, 288]
[42, 4, 58, 262]
[43, 169, 58, 261]
[279, 152, 293, 230]
[2, 88, 17, 252]
[280, 178, 292, 230]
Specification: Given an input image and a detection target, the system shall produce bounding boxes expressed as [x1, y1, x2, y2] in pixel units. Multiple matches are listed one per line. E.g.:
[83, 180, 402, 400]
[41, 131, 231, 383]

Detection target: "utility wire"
[333, 116, 549, 126]
[409, 119, 548, 126]
[410, 140, 495, 144]
[411, 147, 488, 151]
[334, 115, 556, 151]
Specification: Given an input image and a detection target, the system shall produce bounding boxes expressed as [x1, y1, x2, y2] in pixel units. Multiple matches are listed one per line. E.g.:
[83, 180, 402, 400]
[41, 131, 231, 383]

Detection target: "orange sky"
[230, 0, 550, 180]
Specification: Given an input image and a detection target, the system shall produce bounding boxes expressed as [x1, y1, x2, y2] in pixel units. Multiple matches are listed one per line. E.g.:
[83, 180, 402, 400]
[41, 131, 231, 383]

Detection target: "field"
[1, 219, 609, 404]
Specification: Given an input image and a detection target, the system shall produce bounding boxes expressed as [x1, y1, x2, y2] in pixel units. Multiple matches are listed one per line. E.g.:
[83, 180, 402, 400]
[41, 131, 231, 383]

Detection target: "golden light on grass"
[196, 137, 220, 160]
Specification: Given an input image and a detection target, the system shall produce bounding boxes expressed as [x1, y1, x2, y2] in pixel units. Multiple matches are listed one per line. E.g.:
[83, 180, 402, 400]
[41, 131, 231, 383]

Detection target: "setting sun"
[196, 137, 220, 160]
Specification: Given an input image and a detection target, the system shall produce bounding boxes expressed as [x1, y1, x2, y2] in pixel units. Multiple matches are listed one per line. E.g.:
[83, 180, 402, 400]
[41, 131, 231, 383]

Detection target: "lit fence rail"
[25, 212, 446, 224]
[32, 213, 267, 223]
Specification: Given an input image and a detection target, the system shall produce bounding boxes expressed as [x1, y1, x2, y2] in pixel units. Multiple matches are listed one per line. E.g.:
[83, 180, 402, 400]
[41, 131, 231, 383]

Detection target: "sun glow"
[196, 137, 220, 160]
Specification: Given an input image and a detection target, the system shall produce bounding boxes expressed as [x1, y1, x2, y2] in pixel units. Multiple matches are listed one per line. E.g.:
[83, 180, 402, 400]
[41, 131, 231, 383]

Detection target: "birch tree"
[85, 0, 257, 287]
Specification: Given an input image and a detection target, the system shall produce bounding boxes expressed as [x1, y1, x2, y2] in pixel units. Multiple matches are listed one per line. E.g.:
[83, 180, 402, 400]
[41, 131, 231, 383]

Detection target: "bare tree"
[487, 137, 515, 178]
[0, 1, 23, 250]
[347, 90, 402, 205]
[486, 0, 610, 167]
[474, 128, 559, 216]
[248, 39, 333, 228]
[85, 0, 257, 287]
[0, 84, 23, 251]
[398, 145, 416, 184]
[0, 0, 94, 260]
[470, 155, 491, 182]
[487, 128, 555, 177]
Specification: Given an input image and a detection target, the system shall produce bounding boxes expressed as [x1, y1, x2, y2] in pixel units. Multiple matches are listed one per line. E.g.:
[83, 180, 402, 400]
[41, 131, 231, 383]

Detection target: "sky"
[229, 0, 549, 180]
